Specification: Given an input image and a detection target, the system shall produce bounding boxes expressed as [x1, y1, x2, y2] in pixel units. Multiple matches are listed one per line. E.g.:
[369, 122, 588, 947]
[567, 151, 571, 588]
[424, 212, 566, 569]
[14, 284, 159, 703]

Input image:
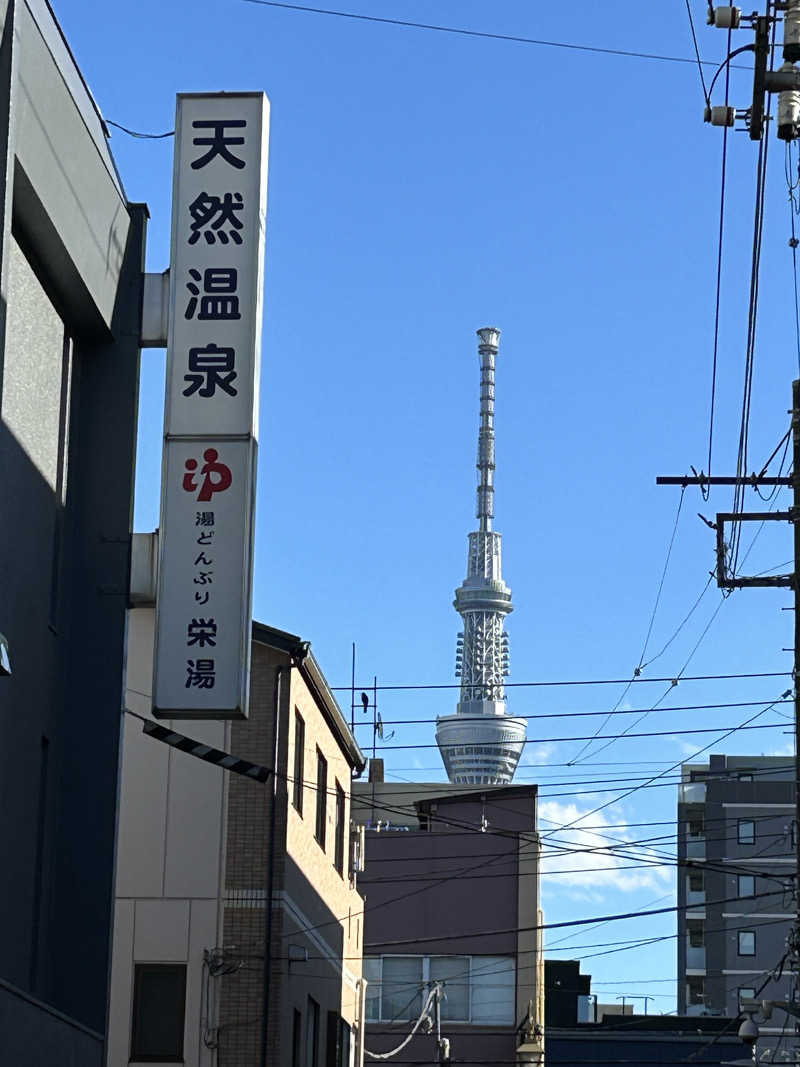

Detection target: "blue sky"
[54, 0, 799, 1014]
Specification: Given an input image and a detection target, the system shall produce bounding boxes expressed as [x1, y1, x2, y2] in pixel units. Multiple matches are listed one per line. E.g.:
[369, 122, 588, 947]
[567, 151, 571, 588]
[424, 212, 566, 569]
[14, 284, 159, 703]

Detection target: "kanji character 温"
[184, 268, 240, 321]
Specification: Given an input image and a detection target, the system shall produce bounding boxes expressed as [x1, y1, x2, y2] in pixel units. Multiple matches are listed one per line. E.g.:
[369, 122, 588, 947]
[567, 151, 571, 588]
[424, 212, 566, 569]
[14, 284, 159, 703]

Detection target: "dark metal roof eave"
[252, 620, 365, 773]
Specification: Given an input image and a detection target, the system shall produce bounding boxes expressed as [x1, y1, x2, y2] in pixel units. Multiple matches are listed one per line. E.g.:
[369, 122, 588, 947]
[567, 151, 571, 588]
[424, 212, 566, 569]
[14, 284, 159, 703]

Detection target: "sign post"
[153, 92, 269, 719]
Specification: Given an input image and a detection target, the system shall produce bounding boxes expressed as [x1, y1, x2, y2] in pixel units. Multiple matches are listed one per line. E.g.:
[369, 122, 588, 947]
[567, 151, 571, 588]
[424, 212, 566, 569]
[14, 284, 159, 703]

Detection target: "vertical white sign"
[153, 92, 269, 719]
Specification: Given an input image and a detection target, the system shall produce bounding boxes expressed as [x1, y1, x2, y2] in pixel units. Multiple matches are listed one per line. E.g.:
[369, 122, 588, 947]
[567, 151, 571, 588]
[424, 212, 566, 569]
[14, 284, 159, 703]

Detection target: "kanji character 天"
[184, 268, 241, 321]
[183, 343, 238, 399]
[191, 119, 246, 170]
[188, 192, 243, 245]
[185, 658, 216, 689]
[187, 618, 217, 647]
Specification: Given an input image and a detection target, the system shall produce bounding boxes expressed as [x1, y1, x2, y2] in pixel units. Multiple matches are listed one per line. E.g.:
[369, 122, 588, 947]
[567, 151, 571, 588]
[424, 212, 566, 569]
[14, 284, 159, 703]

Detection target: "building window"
[364, 955, 514, 1024]
[739, 874, 755, 897]
[130, 963, 186, 1062]
[306, 996, 320, 1067]
[688, 977, 705, 1005]
[688, 924, 704, 948]
[688, 871, 704, 892]
[688, 816, 704, 837]
[334, 782, 345, 876]
[293, 1008, 303, 1067]
[738, 931, 756, 956]
[325, 1011, 352, 1067]
[315, 749, 327, 849]
[739, 987, 756, 1006]
[738, 819, 755, 845]
[293, 711, 305, 815]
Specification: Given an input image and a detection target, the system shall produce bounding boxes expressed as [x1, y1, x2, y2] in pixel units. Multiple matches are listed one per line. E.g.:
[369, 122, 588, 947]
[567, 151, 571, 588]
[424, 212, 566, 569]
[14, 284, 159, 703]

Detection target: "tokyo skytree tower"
[435, 327, 527, 785]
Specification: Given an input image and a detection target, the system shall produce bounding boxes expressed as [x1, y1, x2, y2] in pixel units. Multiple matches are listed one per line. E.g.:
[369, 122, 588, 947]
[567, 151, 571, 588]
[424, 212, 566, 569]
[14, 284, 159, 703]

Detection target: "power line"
[369, 718, 789, 751]
[329, 670, 789, 692]
[240, 0, 745, 69]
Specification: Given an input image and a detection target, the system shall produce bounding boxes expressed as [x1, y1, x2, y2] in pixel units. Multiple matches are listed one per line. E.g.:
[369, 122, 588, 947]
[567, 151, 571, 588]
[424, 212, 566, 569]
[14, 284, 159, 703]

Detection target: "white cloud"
[521, 742, 556, 767]
[539, 799, 674, 903]
[670, 735, 703, 758]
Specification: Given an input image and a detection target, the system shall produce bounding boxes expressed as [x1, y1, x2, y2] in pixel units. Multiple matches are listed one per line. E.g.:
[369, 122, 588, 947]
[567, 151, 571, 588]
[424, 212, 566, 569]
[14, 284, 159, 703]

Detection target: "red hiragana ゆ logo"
[182, 448, 232, 501]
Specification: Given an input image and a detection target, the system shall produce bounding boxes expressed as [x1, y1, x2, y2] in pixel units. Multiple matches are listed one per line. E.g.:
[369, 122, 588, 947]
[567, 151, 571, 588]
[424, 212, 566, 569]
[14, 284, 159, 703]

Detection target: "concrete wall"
[0, 0, 146, 1055]
[107, 608, 224, 1067]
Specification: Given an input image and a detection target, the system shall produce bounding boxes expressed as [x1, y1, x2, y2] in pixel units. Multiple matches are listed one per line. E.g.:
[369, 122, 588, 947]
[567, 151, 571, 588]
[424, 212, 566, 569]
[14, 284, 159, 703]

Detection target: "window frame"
[130, 963, 187, 1063]
[364, 954, 515, 1024]
[738, 930, 756, 957]
[306, 995, 320, 1067]
[334, 781, 346, 876]
[738, 819, 755, 845]
[293, 710, 305, 816]
[315, 748, 327, 849]
[738, 986, 756, 1005]
[738, 874, 755, 898]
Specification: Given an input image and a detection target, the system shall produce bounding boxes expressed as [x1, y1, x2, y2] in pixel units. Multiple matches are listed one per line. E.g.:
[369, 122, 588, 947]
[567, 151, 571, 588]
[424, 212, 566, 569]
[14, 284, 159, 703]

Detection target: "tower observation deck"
[435, 327, 527, 785]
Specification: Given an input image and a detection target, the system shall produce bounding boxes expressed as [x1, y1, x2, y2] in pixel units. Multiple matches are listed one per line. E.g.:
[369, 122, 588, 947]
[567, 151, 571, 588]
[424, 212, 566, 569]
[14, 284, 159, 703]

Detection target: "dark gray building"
[352, 777, 544, 1067]
[677, 755, 795, 1051]
[0, 1, 146, 1062]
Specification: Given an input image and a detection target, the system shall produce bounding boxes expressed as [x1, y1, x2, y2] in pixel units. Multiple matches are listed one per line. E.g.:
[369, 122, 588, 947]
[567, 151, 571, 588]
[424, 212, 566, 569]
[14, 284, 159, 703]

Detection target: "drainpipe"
[261, 663, 288, 1067]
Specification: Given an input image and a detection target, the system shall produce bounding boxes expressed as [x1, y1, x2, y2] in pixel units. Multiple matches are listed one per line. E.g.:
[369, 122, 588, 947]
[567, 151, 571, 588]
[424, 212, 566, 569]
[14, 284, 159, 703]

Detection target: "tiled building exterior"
[677, 754, 795, 1051]
[109, 594, 366, 1067]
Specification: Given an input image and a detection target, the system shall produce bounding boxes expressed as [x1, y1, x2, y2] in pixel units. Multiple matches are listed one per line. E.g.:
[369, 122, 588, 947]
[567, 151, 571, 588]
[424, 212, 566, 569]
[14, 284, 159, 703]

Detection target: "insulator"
[704, 105, 735, 127]
[709, 6, 740, 29]
[778, 76, 800, 141]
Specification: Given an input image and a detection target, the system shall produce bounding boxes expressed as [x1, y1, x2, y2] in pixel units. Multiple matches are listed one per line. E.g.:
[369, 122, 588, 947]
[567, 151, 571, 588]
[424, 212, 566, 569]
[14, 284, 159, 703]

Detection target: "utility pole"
[657, 382, 798, 1017]
[673, 6, 800, 1038]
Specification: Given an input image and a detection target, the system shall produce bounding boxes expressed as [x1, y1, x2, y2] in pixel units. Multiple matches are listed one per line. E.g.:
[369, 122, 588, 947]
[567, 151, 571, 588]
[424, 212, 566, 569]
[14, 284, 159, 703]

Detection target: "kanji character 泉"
[184, 268, 240, 321]
[194, 591, 210, 605]
[196, 530, 215, 545]
[191, 119, 246, 170]
[187, 618, 217, 648]
[185, 658, 216, 689]
[183, 448, 233, 501]
[183, 343, 238, 399]
[194, 552, 213, 567]
[188, 191, 243, 245]
[195, 511, 215, 527]
[193, 571, 214, 586]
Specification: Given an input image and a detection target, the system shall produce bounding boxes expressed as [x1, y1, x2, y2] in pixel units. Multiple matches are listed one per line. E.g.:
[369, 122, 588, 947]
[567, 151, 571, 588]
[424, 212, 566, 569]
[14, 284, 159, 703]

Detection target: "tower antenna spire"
[435, 327, 527, 785]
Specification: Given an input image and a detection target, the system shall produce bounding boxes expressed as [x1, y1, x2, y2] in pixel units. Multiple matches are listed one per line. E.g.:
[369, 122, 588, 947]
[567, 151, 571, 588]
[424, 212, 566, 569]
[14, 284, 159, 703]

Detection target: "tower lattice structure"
[436, 327, 527, 784]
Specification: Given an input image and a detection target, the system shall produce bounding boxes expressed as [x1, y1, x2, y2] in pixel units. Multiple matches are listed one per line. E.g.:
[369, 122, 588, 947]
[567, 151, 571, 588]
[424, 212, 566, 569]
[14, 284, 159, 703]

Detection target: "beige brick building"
[108, 583, 366, 1067]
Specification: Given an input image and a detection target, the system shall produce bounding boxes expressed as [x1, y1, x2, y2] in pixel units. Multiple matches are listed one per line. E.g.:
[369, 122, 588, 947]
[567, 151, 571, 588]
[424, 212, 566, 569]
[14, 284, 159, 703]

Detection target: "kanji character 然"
[188, 192, 243, 245]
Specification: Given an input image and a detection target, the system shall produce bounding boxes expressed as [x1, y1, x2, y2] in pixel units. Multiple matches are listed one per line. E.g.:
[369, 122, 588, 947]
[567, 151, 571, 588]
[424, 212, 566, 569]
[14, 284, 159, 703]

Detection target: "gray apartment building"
[677, 754, 795, 1050]
[0, 1, 147, 1062]
[352, 775, 545, 1067]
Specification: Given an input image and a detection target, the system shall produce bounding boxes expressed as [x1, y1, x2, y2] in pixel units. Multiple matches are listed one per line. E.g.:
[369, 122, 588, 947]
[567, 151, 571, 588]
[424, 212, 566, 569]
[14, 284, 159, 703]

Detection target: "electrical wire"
[705, 26, 732, 499]
[240, 0, 747, 68]
[570, 488, 686, 764]
[686, 0, 711, 107]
